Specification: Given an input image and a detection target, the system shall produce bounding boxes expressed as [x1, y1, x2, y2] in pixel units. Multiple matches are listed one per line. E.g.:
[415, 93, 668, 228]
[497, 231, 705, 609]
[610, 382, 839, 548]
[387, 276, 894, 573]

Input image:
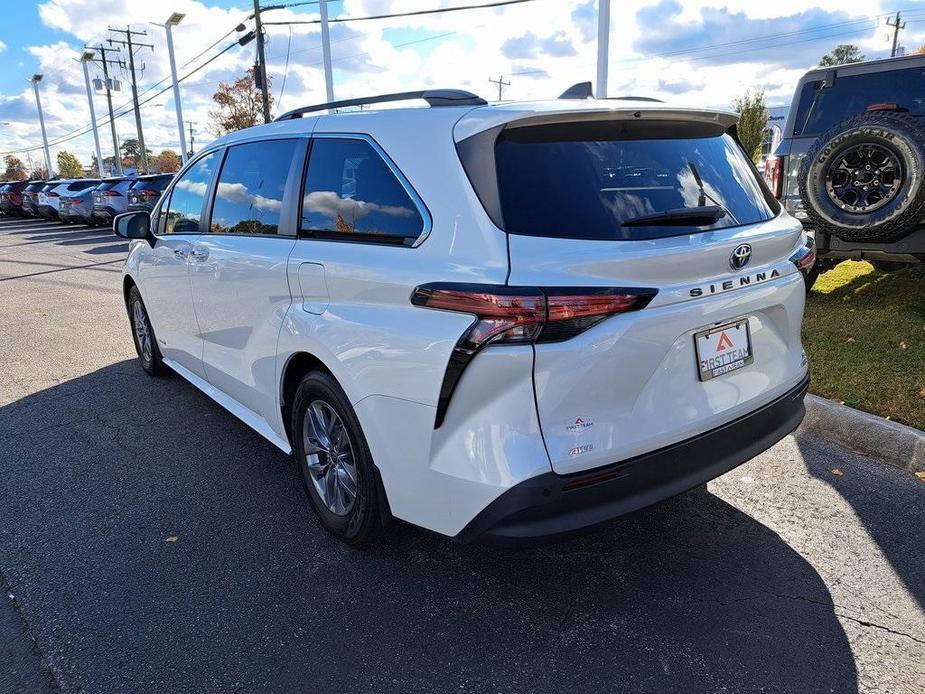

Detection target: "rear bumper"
[455, 374, 809, 545]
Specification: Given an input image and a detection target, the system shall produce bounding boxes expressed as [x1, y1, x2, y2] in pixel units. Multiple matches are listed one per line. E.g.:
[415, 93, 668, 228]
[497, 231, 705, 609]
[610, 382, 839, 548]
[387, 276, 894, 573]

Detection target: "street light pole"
[319, 0, 334, 102]
[162, 13, 189, 164]
[30, 75, 53, 178]
[80, 52, 105, 176]
[596, 0, 611, 98]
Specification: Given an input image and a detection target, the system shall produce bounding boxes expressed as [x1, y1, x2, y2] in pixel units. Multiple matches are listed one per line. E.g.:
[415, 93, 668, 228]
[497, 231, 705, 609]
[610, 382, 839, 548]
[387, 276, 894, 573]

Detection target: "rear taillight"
[765, 155, 784, 199]
[48, 191, 59, 197]
[104, 190, 120, 197]
[789, 235, 816, 278]
[411, 283, 657, 427]
[139, 189, 159, 197]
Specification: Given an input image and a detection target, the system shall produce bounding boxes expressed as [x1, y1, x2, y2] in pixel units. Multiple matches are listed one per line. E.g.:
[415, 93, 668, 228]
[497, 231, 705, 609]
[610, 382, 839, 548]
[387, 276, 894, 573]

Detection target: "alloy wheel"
[824, 143, 903, 214]
[133, 300, 153, 363]
[302, 399, 359, 516]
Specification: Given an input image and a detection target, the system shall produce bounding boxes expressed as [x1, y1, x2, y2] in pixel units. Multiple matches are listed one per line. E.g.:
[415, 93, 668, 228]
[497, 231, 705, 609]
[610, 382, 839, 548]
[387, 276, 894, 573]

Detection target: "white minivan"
[114, 89, 813, 545]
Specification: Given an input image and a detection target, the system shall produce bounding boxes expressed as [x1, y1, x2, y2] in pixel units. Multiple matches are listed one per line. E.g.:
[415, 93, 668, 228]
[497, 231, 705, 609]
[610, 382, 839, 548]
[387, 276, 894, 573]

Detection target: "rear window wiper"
[620, 205, 727, 227]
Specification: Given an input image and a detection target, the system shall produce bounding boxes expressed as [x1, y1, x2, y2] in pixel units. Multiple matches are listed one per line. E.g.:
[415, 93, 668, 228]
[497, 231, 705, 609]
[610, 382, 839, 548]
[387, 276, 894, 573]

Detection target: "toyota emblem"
[729, 243, 752, 270]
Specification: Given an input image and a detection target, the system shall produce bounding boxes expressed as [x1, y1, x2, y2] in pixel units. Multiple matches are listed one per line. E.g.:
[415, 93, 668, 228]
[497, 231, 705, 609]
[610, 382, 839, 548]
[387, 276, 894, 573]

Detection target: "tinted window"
[131, 175, 172, 192]
[68, 181, 99, 192]
[162, 152, 217, 234]
[301, 138, 424, 243]
[209, 140, 297, 235]
[794, 67, 925, 137]
[494, 122, 775, 241]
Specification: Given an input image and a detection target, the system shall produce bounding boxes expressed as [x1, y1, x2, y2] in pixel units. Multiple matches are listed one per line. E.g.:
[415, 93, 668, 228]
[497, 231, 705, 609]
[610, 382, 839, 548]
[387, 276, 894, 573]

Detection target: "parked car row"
[0, 173, 175, 225]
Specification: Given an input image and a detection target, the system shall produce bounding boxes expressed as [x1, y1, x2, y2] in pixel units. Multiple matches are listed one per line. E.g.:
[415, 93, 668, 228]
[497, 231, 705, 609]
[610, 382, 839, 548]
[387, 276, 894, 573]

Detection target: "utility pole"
[159, 13, 188, 164]
[253, 0, 271, 123]
[319, 0, 334, 102]
[596, 0, 611, 98]
[488, 75, 510, 101]
[85, 44, 123, 175]
[186, 121, 196, 158]
[887, 11, 906, 58]
[107, 26, 153, 173]
[29, 74, 53, 178]
[79, 52, 105, 177]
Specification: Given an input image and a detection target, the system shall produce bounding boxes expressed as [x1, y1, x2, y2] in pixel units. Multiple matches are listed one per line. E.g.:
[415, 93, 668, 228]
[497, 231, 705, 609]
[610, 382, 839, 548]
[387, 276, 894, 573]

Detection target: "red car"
[0, 180, 29, 216]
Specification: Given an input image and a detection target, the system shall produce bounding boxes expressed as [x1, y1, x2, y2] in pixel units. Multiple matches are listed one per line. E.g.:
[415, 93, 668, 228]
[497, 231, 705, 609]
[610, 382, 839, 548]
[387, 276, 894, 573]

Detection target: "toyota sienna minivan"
[113, 88, 813, 545]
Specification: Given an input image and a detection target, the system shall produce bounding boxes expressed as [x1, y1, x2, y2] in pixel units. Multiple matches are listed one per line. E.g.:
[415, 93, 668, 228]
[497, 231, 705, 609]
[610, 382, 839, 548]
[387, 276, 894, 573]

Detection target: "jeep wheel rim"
[302, 400, 358, 516]
[824, 143, 903, 214]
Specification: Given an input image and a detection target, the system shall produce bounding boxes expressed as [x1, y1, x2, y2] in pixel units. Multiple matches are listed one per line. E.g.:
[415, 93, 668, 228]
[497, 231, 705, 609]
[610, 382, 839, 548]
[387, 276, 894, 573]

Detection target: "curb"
[799, 394, 925, 472]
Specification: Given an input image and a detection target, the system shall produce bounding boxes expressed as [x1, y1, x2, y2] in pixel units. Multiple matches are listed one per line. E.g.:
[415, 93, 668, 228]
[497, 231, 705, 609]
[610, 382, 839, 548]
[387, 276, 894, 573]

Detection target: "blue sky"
[2, 0, 924, 171]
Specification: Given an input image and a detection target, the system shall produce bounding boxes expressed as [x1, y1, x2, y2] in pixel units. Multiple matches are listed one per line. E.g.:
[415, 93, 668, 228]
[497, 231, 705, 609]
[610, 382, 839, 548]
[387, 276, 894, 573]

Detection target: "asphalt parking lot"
[0, 214, 923, 693]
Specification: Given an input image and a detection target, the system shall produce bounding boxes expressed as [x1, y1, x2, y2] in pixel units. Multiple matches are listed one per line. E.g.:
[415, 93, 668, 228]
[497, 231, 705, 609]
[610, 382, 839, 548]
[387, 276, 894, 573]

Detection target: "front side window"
[300, 138, 424, 244]
[209, 140, 298, 235]
[494, 121, 776, 241]
[162, 152, 218, 234]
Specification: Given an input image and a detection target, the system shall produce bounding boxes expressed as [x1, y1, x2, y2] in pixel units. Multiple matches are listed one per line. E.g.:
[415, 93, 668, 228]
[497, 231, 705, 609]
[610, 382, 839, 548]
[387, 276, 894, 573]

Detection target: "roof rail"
[275, 89, 487, 121]
[607, 96, 664, 103]
[559, 81, 594, 99]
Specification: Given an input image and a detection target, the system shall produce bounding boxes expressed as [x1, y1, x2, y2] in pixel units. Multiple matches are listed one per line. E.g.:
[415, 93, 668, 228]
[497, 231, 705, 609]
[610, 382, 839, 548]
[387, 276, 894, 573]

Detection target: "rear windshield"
[68, 180, 99, 192]
[494, 121, 776, 241]
[793, 66, 925, 137]
[24, 183, 44, 192]
[130, 176, 171, 192]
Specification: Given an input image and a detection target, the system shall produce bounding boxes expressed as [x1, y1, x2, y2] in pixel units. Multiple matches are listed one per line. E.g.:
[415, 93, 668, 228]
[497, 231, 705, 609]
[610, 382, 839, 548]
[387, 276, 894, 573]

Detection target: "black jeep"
[768, 54, 925, 287]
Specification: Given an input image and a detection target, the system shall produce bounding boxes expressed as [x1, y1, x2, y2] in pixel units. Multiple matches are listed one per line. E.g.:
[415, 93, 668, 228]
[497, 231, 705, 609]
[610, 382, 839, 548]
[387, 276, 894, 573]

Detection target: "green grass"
[803, 260, 925, 430]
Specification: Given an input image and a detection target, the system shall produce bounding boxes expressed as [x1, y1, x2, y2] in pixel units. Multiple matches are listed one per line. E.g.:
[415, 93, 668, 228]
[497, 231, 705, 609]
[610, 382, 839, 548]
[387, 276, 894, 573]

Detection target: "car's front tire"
[291, 371, 383, 544]
[127, 285, 164, 376]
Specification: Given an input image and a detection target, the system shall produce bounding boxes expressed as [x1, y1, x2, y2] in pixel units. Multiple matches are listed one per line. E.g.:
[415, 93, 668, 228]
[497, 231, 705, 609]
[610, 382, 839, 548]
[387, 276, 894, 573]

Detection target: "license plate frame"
[695, 318, 754, 381]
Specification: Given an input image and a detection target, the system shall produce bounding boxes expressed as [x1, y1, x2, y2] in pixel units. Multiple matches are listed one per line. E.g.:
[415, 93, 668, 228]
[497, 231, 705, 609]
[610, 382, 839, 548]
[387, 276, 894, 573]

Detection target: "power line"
[262, 0, 543, 26]
[1, 39, 240, 156]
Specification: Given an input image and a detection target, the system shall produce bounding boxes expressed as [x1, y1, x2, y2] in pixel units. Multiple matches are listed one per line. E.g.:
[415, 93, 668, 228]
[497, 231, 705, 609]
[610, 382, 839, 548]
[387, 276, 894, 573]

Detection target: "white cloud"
[0, 0, 921, 169]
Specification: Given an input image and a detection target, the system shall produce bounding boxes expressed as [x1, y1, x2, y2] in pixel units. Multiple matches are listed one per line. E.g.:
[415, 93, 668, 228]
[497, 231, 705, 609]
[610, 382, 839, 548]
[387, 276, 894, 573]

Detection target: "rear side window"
[162, 152, 218, 234]
[300, 138, 424, 244]
[494, 121, 775, 241]
[794, 67, 925, 137]
[209, 139, 298, 235]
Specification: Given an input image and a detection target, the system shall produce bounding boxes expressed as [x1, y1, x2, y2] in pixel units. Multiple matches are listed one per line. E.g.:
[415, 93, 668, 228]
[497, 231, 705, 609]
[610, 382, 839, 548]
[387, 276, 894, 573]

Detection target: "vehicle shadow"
[0, 362, 859, 693]
[795, 434, 924, 612]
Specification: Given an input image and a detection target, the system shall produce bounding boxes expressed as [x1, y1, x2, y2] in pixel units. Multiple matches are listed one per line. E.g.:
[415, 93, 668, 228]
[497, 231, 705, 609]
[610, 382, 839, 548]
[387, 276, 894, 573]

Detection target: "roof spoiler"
[559, 82, 594, 99]
[275, 89, 487, 121]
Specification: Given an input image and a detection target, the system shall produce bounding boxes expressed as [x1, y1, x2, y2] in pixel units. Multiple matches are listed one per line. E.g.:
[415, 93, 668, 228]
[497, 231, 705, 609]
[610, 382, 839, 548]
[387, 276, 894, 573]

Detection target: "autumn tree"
[57, 150, 84, 178]
[209, 67, 272, 136]
[732, 89, 769, 164]
[917, 44, 925, 55]
[120, 138, 152, 170]
[820, 44, 865, 66]
[2, 155, 27, 181]
[29, 167, 48, 179]
[153, 150, 181, 173]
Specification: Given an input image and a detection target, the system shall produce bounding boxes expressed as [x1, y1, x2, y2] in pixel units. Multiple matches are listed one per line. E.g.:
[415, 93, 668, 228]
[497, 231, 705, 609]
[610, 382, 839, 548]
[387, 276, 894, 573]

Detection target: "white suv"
[114, 88, 813, 545]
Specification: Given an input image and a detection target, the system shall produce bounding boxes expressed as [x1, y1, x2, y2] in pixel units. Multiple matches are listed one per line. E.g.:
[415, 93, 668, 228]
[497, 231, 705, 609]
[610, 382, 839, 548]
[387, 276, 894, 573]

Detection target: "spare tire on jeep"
[798, 111, 925, 243]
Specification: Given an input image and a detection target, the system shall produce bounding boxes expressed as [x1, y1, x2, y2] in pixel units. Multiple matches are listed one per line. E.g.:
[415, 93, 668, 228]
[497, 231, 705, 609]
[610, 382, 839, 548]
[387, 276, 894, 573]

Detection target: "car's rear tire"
[799, 112, 925, 243]
[127, 285, 164, 376]
[291, 371, 383, 545]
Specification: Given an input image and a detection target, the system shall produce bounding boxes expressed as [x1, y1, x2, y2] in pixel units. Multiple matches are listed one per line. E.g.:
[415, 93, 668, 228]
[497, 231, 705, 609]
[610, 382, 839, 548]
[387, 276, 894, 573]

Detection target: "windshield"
[494, 121, 776, 241]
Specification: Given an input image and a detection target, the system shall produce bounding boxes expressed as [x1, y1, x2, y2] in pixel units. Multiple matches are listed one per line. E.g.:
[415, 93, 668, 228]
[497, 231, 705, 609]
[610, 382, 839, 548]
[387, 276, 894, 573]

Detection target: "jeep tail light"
[765, 155, 783, 199]
[789, 235, 816, 277]
[411, 283, 657, 427]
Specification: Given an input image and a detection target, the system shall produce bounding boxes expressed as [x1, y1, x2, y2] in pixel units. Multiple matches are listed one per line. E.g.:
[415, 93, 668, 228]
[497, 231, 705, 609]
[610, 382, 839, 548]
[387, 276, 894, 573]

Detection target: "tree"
[917, 44, 925, 55]
[29, 167, 48, 179]
[120, 138, 152, 170]
[209, 67, 272, 136]
[2, 155, 27, 181]
[732, 89, 769, 164]
[820, 44, 865, 66]
[57, 151, 84, 178]
[153, 150, 182, 173]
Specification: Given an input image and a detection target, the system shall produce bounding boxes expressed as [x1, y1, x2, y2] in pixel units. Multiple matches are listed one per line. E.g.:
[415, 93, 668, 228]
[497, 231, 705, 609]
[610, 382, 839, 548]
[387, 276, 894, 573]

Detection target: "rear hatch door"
[462, 109, 808, 474]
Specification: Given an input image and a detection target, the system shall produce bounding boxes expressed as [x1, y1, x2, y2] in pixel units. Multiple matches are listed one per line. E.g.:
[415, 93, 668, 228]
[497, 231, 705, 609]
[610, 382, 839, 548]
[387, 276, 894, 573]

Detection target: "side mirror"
[113, 210, 153, 245]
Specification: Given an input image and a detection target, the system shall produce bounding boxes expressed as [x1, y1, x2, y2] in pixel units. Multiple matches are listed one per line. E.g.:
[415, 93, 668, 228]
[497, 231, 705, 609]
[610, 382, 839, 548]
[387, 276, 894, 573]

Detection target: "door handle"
[174, 247, 188, 259]
[190, 247, 209, 262]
